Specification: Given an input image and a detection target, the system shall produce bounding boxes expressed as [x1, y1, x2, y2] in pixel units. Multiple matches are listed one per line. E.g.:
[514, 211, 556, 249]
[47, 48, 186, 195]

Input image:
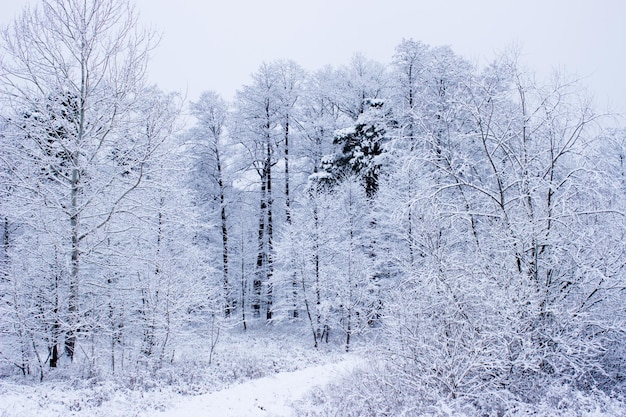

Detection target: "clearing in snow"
[159, 358, 360, 417]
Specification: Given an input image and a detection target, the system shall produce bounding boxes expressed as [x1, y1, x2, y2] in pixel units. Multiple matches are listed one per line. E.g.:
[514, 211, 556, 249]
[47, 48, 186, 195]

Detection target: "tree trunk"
[2, 216, 8, 282]
[65, 166, 80, 361]
[49, 272, 60, 368]
[254, 165, 267, 318]
[313, 203, 322, 340]
[284, 118, 291, 223]
[301, 272, 318, 348]
[284, 119, 298, 318]
[266, 146, 274, 321]
[240, 228, 247, 331]
[216, 152, 231, 317]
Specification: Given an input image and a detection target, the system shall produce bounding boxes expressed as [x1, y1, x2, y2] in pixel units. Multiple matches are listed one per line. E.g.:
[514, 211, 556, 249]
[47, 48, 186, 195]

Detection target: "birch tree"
[0, 0, 156, 367]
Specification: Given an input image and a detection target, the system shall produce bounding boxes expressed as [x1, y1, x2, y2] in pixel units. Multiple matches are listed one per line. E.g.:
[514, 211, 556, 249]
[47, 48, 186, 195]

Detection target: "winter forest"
[1, 0, 625, 416]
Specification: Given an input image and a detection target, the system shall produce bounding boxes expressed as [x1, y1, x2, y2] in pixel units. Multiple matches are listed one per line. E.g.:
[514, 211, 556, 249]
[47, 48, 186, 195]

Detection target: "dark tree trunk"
[254, 163, 267, 318]
[266, 146, 274, 321]
[284, 118, 291, 223]
[216, 153, 231, 317]
[49, 272, 60, 368]
[313, 203, 322, 340]
[240, 229, 247, 331]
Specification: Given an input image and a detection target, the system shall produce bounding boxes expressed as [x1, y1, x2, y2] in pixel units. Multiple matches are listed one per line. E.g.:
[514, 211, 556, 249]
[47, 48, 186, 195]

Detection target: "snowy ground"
[0, 357, 359, 417]
[160, 357, 361, 417]
[0, 324, 362, 417]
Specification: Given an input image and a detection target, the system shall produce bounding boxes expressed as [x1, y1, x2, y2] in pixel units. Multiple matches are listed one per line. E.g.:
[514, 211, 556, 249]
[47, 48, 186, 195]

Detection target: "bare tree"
[189, 91, 233, 317]
[234, 63, 282, 321]
[0, 0, 156, 365]
[380, 48, 624, 405]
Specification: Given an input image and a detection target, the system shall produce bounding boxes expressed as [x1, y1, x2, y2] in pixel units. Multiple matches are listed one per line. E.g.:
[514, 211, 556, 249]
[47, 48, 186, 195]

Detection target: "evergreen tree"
[322, 98, 393, 198]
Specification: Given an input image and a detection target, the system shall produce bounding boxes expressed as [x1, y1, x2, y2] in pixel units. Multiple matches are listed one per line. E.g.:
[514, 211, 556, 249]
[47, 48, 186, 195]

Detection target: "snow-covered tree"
[380, 47, 626, 406]
[0, 0, 157, 371]
[189, 90, 234, 317]
[329, 53, 389, 121]
[323, 98, 393, 198]
[233, 63, 282, 320]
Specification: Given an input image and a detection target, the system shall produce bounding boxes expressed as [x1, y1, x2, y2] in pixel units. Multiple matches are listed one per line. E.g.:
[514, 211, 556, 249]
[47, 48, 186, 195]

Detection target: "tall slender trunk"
[407, 68, 416, 264]
[345, 192, 355, 352]
[66, 165, 80, 361]
[49, 271, 60, 368]
[2, 216, 8, 281]
[221, 200, 230, 315]
[407, 202, 414, 264]
[141, 194, 163, 360]
[108, 276, 116, 374]
[254, 167, 267, 318]
[284, 118, 299, 318]
[313, 202, 322, 340]
[284, 118, 291, 223]
[240, 227, 247, 331]
[345, 310, 352, 352]
[66, 44, 89, 362]
[255, 106, 275, 320]
[266, 146, 274, 321]
[216, 150, 231, 317]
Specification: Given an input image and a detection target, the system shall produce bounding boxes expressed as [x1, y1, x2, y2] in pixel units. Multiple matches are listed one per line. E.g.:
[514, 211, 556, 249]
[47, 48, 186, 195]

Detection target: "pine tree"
[322, 99, 392, 198]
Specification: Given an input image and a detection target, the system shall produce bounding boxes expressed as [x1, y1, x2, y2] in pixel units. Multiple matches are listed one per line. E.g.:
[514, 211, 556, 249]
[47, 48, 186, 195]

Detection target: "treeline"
[1, 0, 625, 411]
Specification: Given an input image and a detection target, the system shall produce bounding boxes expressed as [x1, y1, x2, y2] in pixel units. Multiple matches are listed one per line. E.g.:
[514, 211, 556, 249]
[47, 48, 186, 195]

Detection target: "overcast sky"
[3, 0, 626, 121]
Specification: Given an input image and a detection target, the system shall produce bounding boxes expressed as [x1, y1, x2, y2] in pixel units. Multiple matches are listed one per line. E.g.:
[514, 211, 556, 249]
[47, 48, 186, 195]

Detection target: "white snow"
[159, 357, 360, 417]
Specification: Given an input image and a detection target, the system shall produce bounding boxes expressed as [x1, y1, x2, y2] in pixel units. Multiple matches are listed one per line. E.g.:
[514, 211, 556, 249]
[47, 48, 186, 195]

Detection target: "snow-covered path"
[159, 357, 359, 417]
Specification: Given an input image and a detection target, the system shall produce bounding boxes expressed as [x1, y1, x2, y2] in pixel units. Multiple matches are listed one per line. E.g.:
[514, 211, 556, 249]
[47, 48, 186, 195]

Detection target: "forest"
[0, 0, 625, 416]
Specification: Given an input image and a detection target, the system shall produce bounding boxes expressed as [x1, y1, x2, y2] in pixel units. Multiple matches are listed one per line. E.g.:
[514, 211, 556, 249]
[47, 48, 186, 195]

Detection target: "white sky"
[3, 0, 626, 121]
